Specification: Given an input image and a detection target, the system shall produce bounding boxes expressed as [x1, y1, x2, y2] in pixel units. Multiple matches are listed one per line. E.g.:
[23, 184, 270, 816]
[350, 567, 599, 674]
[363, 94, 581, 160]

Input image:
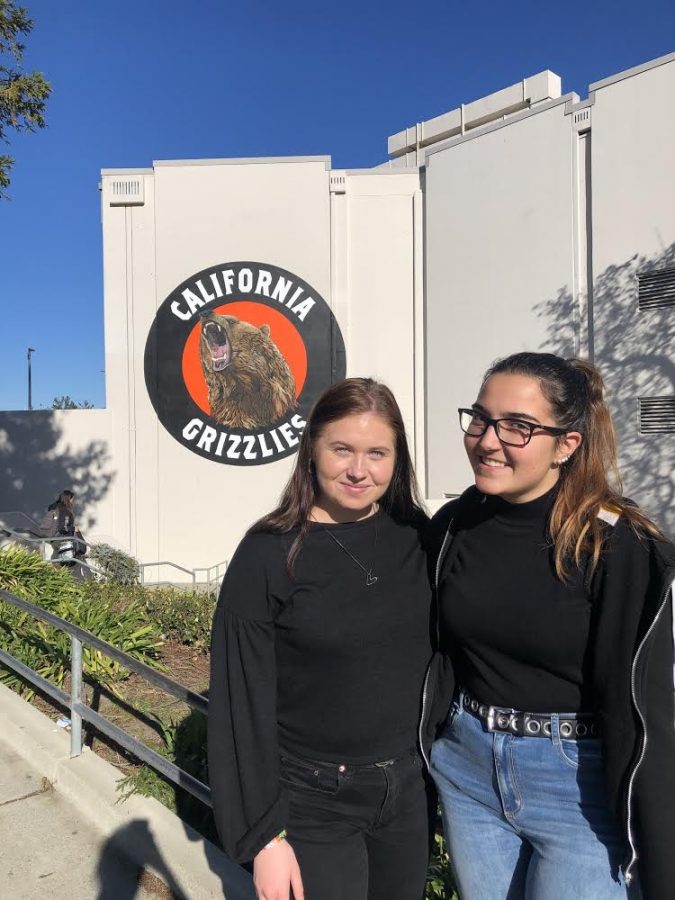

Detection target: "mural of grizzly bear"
[199, 310, 296, 428]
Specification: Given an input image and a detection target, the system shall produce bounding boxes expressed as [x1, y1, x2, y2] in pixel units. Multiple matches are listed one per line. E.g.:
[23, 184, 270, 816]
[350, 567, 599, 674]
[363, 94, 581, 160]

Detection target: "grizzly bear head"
[199, 310, 296, 429]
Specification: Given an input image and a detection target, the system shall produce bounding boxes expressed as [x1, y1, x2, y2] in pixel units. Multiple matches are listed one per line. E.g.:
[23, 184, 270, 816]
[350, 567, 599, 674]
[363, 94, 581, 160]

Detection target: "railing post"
[70, 635, 83, 757]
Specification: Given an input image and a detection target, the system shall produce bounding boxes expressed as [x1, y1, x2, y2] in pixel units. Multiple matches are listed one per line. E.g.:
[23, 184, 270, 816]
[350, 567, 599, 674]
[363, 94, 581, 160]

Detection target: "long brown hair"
[251, 377, 425, 571]
[484, 352, 664, 580]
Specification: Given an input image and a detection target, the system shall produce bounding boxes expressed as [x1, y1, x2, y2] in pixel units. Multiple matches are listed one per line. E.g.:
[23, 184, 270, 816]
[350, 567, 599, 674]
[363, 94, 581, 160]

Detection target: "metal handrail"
[0, 517, 227, 589]
[0, 588, 211, 807]
[0, 511, 45, 532]
[0, 523, 107, 580]
[138, 560, 197, 586]
[193, 560, 229, 593]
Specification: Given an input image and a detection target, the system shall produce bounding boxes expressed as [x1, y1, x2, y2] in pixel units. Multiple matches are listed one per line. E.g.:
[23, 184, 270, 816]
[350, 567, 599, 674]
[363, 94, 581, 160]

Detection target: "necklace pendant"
[366, 572, 378, 586]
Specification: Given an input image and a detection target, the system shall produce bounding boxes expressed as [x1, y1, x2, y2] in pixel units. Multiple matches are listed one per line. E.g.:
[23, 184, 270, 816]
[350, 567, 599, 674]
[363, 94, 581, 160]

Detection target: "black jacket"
[46, 500, 75, 536]
[420, 487, 675, 899]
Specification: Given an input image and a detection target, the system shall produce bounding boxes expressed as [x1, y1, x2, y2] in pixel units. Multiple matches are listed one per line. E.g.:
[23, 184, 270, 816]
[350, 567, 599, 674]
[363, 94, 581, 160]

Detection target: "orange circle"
[182, 302, 308, 417]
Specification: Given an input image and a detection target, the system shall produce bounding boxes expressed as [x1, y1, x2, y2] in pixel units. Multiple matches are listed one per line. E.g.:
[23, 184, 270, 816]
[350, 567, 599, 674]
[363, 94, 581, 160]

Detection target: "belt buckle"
[486, 706, 497, 732]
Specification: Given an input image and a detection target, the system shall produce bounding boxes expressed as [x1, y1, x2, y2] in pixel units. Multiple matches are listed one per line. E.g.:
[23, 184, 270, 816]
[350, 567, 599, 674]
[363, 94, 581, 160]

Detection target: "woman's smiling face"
[463, 373, 581, 504]
[310, 412, 396, 523]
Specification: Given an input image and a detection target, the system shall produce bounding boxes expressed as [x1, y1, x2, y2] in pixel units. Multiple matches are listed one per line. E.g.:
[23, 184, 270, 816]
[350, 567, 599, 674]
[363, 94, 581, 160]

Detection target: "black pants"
[281, 749, 433, 900]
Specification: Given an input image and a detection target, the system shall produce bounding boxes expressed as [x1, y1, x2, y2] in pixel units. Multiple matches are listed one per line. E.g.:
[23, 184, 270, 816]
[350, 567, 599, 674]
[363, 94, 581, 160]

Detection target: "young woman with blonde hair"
[422, 352, 675, 899]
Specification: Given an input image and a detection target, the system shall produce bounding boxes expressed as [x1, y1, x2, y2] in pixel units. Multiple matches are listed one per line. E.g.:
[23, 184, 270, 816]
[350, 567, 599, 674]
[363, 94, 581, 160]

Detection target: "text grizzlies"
[183, 413, 307, 461]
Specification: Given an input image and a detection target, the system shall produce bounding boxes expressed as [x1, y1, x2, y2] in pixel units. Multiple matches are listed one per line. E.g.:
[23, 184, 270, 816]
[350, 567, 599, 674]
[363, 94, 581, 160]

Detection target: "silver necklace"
[321, 521, 379, 586]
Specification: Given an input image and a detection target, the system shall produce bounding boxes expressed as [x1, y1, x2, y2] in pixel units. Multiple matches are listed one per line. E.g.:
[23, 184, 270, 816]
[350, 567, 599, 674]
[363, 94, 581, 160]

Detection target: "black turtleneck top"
[439, 486, 595, 713]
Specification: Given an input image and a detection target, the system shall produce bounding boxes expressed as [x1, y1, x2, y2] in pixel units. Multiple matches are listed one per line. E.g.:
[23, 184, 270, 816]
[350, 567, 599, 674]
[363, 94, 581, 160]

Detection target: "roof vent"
[105, 176, 145, 206]
[637, 267, 675, 310]
[638, 396, 675, 434]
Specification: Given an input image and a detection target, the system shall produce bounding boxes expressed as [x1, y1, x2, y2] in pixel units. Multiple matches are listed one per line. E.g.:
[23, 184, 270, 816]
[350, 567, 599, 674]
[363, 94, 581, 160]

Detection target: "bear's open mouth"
[203, 321, 231, 372]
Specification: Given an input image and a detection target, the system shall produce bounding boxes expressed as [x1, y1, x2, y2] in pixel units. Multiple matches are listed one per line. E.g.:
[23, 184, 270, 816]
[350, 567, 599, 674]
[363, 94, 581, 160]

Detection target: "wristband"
[263, 829, 287, 850]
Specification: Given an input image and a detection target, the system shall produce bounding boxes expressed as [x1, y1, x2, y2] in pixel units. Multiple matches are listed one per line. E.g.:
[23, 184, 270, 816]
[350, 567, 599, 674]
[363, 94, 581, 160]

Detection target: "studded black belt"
[460, 690, 600, 739]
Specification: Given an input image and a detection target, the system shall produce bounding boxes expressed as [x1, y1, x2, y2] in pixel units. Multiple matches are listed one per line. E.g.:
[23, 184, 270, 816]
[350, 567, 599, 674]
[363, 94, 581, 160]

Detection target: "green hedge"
[80, 582, 216, 651]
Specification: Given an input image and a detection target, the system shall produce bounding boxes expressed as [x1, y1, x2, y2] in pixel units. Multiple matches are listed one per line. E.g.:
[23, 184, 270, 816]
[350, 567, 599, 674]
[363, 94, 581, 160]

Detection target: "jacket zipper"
[418, 523, 454, 770]
[623, 576, 675, 885]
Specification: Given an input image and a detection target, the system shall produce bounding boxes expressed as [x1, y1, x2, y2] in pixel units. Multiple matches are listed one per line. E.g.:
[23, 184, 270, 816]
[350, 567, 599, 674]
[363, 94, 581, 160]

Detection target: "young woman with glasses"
[421, 352, 675, 899]
[209, 378, 433, 900]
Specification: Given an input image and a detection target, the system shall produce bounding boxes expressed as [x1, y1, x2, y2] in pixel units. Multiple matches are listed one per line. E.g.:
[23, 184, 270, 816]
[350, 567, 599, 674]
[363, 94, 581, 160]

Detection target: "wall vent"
[638, 396, 675, 434]
[106, 176, 145, 206]
[329, 173, 347, 194]
[572, 107, 591, 132]
[637, 267, 675, 310]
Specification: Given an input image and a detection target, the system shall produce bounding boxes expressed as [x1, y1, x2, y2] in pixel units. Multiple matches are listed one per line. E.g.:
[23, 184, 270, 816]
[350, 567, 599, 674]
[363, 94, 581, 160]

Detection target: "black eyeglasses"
[458, 408, 567, 447]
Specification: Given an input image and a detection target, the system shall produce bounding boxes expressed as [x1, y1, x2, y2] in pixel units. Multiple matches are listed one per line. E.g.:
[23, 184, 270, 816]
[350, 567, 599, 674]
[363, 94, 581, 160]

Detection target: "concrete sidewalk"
[0, 741, 157, 899]
[0, 684, 255, 900]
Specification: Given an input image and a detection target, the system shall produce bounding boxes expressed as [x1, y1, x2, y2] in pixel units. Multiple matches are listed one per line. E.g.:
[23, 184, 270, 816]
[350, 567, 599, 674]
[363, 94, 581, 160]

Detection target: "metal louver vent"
[572, 107, 591, 132]
[329, 172, 347, 194]
[638, 396, 675, 434]
[105, 176, 145, 206]
[637, 268, 675, 310]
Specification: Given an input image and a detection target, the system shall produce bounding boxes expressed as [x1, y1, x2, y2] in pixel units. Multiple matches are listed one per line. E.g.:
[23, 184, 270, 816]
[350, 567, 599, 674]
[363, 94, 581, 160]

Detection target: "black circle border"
[144, 261, 346, 466]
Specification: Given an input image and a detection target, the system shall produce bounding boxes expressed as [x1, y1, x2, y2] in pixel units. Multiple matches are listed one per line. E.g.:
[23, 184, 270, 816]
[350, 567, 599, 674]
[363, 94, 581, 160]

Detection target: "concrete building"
[1, 50, 673, 577]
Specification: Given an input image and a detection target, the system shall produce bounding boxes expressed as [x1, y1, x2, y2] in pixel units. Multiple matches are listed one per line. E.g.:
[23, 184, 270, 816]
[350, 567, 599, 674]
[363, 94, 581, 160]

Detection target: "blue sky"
[1, 0, 674, 410]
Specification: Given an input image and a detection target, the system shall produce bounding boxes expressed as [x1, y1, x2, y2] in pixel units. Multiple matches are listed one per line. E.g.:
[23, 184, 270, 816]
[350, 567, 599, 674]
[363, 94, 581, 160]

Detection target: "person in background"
[423, 352, 675, 900]
[208, 378, 434, 900]
[44, 489, 86, 561]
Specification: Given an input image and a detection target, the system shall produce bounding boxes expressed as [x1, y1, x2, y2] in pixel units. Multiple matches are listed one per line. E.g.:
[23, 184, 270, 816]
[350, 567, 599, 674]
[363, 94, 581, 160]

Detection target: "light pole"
[27, 347, 35, 410]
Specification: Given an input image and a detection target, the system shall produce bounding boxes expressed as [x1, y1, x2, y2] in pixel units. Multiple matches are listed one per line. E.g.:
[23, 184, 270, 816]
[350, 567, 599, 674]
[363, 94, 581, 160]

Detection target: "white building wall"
[102, 171, 157, 560]
[0, 409, 113, 534]
[332, 171, 422, 459]
[423, 98, 581, 499]
[589, 53, 675, 531]
[95, 160, 422, 574]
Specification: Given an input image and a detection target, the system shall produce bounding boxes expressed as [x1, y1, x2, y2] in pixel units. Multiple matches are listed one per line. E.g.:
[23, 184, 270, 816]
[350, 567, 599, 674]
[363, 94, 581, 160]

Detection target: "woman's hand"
[253, 840, 304, 900]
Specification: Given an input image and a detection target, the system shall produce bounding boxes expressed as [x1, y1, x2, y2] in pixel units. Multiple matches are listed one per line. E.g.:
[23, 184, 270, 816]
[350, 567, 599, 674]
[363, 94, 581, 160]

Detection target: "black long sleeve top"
[439, 486, 594, 712]
[207, 512, 432, 863]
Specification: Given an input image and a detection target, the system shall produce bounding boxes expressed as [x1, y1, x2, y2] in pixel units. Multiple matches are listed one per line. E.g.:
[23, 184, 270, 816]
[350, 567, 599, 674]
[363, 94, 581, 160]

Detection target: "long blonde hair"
[484, 353, 664, 580]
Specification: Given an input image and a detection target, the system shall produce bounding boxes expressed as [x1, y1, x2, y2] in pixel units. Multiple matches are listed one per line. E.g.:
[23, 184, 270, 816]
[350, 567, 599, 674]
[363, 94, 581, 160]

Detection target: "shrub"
[80, 582, 216, 651]
[88, 542, 140, 584]
[117, 710, 216, 841]
[138, 587, 216, 650]
[0, 547, 163, 698]
[425, 829, 459, 899]
[0, 545, 82, 608]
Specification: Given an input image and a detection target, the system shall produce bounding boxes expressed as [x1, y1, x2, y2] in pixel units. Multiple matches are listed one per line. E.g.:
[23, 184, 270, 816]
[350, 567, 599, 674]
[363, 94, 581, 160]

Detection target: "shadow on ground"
[96, 816, 254, 900]
[95, 691, 255, 900]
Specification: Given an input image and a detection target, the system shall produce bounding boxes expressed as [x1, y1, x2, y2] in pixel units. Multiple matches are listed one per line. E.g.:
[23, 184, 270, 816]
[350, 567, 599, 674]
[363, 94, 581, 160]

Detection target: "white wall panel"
[424, 102, 577, 499]
[590, 57, 675, 532]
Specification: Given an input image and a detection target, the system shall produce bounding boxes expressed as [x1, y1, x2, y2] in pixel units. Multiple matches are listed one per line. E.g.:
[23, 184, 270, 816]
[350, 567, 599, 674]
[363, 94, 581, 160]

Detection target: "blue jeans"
[430, 699, 631, 900]
[281, 748, 434, 899]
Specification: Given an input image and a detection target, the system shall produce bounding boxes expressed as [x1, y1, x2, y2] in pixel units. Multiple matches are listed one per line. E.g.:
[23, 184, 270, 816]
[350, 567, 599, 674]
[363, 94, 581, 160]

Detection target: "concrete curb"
[0, 683, 254, 900]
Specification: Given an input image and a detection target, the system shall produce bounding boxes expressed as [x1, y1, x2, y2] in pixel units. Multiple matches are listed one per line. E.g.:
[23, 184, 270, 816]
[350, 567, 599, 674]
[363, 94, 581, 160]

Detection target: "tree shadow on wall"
[0, 411, 114, 530]
[534, 243, 675, 536]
